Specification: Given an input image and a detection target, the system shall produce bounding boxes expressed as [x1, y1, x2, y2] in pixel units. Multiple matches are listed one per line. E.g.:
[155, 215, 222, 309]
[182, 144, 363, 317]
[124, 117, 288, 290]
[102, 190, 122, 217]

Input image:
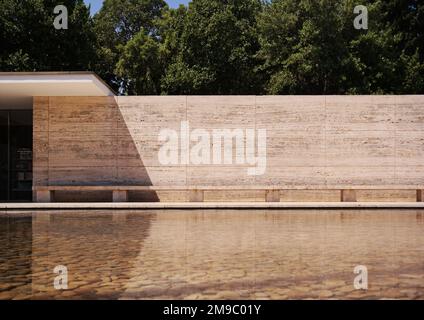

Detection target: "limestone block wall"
[33, 95, 424, 202]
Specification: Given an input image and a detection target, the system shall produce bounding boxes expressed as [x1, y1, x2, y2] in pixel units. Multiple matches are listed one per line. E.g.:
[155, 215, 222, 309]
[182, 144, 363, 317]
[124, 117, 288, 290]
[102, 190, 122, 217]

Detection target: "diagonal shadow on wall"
[44, 96, 158, 202]
[116, 98, 160, 202]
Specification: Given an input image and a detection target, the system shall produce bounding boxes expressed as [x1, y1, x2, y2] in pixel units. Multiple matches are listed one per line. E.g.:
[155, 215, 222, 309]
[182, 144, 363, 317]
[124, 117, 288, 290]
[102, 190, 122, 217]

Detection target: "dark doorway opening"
[0, 102, 33, 202]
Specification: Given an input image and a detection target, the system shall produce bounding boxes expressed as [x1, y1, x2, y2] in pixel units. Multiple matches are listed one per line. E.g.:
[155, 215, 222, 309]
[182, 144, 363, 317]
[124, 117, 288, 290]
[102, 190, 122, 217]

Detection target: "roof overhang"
[0, 72, 115, 97]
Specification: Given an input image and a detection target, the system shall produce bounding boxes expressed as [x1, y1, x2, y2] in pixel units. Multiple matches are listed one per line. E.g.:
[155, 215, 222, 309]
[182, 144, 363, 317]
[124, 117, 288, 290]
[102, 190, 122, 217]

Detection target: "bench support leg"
[266, 190, 280, 202]
[36, 190, 53, 203]
[189, 190, 204, 202]
[417, 190, 423, 202]
[113, 190, 128, 202]
[341, 190, 357, 202]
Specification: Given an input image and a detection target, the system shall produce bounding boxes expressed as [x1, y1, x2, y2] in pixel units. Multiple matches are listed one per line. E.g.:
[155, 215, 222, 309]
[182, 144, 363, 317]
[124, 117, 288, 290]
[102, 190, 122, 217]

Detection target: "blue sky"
[83, 0, 190, 15]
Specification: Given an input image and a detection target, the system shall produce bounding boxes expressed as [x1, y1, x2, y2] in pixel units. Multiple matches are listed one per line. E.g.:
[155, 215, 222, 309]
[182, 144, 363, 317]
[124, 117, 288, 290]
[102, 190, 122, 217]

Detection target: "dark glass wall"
[0, 112, 8, 201]
[10, 111, 33, 201]
[0, 109, 33, 202]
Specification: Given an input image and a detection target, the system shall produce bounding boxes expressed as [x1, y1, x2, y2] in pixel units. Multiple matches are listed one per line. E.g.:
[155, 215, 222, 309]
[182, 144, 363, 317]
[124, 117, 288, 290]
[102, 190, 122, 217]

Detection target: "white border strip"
[1, 202, 424, 210]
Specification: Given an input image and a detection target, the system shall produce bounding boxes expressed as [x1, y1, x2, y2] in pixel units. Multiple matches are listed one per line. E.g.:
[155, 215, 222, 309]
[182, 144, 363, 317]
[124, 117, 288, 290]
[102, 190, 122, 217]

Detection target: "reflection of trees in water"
[31, 211, 156, 299]
[0, 216, 32, 294]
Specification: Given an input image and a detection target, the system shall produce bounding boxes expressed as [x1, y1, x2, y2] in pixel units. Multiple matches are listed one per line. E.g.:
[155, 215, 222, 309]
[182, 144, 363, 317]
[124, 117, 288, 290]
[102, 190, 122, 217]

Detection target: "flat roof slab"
[0, 72, 115, 96]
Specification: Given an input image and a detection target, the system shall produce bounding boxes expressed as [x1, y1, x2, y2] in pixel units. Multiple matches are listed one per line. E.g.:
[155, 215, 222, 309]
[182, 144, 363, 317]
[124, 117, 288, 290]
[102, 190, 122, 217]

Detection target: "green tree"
[0, 0, 96, 71]
[116, 30, 164, 94]
[94, 0, 167, 92]
[381, 0, 423, 60]
[1, 0, 422, 95]
[379, 0, 424, 93]
[257, 0, 352, 94]
[257, 0, 423, 94]
[161, 0, 263, 95]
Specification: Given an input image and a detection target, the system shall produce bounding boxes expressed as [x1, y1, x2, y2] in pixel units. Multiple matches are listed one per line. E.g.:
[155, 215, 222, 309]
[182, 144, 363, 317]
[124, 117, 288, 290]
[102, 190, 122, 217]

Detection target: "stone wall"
[33, 95, 424, 202]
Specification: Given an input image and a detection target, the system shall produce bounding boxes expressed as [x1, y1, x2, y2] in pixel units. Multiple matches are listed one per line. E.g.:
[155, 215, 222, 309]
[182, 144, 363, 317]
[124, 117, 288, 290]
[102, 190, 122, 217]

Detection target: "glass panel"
[0, 112, 8, 201]
[9, 111, 33, 201]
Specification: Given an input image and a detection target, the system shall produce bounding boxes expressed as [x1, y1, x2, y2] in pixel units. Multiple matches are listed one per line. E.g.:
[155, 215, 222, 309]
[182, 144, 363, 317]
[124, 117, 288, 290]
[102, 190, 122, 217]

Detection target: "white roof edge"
[0, 72, 115, 97]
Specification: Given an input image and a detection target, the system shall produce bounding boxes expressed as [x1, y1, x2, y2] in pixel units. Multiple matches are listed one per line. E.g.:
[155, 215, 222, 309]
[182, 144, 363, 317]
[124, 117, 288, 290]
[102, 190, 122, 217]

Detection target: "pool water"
[0, 210, 423, 300]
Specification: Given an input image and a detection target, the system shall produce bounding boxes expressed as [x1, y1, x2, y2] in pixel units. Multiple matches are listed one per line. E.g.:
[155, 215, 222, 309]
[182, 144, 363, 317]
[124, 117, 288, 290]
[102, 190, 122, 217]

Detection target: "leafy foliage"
[0, 0, 96, 71]
[0, 0, 423, 94]
[160, 0, 263, 95]
[93, 0, 167, 92]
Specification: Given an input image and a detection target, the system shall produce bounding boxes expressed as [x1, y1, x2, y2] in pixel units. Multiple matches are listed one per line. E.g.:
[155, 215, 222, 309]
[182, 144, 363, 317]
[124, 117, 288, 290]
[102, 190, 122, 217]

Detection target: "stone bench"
[33, 186, 424, 203]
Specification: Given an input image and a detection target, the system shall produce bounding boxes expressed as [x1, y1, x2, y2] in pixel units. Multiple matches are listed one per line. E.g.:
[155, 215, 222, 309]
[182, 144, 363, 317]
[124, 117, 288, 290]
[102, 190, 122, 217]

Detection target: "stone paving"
[0, 210, 423, 300]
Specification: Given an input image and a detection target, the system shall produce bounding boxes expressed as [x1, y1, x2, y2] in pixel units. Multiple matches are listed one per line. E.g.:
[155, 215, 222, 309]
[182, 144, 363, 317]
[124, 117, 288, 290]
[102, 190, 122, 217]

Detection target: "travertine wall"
[33, 95, 424, 201]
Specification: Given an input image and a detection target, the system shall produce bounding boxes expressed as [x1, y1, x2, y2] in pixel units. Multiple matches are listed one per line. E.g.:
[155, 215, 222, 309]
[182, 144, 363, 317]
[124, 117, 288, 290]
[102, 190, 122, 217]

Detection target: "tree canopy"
[0, 0, 96, 71]
[0, 0, 423, 94]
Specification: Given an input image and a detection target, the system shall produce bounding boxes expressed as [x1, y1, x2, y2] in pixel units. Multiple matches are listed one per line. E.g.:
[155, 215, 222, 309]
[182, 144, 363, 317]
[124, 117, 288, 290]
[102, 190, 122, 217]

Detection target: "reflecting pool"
[0, 210, 423, 300]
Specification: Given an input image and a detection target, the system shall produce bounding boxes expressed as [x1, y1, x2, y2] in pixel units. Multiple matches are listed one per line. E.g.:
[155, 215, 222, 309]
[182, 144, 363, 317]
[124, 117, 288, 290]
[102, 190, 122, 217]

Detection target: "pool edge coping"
[1, 202, 424, 211]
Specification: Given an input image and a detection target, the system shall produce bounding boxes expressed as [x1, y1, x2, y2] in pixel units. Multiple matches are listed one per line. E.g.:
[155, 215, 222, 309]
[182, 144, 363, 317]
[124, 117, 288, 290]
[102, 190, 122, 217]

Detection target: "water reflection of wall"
[30, 211, 156, 299]
[0, 215, 32, 299]
[2, 210, 424, 300]
[121, 210, 424, 299]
